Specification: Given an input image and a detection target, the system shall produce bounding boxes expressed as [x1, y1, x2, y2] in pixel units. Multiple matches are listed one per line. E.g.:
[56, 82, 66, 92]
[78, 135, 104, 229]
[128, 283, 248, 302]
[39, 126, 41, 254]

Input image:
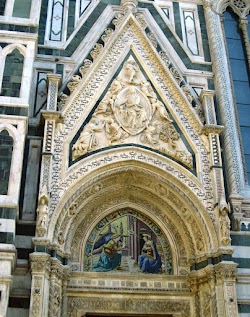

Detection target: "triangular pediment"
[70, 55, 193, 169]
[57, 12, 205, 173]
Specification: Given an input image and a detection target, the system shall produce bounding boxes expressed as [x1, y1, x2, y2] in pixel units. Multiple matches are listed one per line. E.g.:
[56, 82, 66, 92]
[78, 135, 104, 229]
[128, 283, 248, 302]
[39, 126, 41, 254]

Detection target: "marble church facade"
[0, 0, 249, 316]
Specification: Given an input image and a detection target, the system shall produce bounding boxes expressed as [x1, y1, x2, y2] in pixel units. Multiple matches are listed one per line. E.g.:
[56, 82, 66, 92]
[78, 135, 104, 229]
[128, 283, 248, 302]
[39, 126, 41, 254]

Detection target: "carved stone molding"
[55, 168, 214, 254]
[67, 296, 191, 317]
[68, 273, 190, 293]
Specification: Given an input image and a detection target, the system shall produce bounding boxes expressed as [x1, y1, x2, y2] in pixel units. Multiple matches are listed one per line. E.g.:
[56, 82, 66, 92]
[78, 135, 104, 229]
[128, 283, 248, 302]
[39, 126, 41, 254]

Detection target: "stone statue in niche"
[72, 56, 193, 168]
[36, 192, 49, 237]
[84, 210, 172, 274]
[219, 195, 231, 246]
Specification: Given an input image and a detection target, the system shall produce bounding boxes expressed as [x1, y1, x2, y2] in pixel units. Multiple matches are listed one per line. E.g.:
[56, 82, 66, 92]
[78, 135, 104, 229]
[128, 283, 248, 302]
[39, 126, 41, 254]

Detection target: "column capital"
[30, 252, 51, 275]
[47, 73, 62, 84]
[239, 18, 248, 29]
[214, 261, 238, 281]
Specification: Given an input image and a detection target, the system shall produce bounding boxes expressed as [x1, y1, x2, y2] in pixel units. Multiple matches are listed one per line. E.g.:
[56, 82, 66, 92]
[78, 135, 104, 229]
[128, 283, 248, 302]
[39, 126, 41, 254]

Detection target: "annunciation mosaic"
[84, 210, 173, 274]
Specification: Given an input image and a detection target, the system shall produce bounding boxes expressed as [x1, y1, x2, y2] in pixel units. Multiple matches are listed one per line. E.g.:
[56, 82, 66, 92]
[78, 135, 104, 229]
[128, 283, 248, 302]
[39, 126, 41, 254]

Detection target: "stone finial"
[121, 0, 138, 13]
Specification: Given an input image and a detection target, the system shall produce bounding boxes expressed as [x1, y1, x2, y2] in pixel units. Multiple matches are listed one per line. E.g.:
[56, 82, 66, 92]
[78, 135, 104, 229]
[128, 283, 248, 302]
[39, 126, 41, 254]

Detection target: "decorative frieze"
[68, 274, 189, 293]
[67, 296, 191, 317]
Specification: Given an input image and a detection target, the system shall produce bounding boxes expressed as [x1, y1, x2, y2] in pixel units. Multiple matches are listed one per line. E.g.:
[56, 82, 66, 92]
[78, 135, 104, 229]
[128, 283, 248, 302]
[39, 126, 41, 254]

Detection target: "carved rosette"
[72, 57, 193, 168]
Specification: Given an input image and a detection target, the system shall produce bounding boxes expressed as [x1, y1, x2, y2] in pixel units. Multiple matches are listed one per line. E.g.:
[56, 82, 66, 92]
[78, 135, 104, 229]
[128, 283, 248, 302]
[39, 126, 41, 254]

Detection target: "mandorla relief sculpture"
[72, 56, 193, 168]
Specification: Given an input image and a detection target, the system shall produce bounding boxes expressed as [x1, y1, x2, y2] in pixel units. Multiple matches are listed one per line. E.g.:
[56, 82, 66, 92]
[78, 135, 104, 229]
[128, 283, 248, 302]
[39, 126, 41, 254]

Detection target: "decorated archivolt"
[72, 56, 193, 168]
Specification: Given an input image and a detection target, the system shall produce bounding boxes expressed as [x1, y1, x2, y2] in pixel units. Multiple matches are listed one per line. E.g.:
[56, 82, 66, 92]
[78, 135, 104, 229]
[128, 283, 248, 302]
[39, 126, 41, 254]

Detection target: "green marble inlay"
[0, 208, 16, 219]
[0, 23, 37, 33]
[231, 234, 250, 246]
[38, 0, 49, 45]
[0, 0, 6, 16]
[1, 49, 24, 98]
[138, 2, 212, 72]
[0, 130, 13, 195]
[191, 255, 234, 271]
[67, 0, 76, 39]
[0, 106, 28, 116]
[38, 1, 108, 55]
[173, 2, 182, 41]
[238, 304, 250, 313]
[0, 232, 14, 243]
[232, 257, 250, 268]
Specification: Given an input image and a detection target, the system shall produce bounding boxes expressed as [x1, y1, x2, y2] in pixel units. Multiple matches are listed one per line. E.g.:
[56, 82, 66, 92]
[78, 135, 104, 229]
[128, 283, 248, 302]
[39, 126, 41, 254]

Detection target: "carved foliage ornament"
[72, 57, 193, 168]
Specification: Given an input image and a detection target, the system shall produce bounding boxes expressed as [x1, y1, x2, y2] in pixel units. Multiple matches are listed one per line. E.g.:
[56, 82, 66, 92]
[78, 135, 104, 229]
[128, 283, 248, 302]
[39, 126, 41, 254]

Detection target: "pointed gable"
[56, 11, 205, 174]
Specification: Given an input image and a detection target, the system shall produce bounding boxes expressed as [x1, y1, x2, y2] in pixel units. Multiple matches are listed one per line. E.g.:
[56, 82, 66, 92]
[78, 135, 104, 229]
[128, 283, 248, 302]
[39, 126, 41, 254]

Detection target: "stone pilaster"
[49, 259, 70, 317]
[38, 73, 62, 200]
[200, 90, 232, 248]
[200, 90, 224, 203]
[214, 262, 238, 317]
[48, 259, 64, 317]
[0, 248, 16, 317]
[61, 266, 71, 317]
[29, 253, 51, 317]
[189, 262, 238, 317]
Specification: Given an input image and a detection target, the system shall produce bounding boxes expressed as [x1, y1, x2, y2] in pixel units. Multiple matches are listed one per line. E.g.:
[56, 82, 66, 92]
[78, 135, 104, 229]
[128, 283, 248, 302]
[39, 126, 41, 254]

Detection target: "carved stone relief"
[72, 57, 193, 169]
[67, 296, 191, 317]
[47, 15, 215, 233]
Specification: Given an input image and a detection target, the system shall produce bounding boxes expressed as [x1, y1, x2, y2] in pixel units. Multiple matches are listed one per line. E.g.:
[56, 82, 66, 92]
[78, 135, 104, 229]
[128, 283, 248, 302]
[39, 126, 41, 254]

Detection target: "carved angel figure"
[72, 118, 104, 160]
[141, 80, 156, 98]
[124, 60, 139, 83]
[140, 124, 159, 146]
[150, 98, 172, 123]
[110, 79, 123, 95]
[105, 118, 128, 144]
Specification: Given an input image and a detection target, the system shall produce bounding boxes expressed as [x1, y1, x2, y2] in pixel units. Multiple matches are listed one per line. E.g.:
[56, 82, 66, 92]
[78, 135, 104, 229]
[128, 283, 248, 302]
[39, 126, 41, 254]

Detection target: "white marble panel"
[236, 283, 250, 300]
[7, 308, 29, 317]
[232, 246, 250, 258]
[0, 219, 15, 233]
